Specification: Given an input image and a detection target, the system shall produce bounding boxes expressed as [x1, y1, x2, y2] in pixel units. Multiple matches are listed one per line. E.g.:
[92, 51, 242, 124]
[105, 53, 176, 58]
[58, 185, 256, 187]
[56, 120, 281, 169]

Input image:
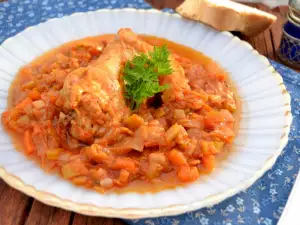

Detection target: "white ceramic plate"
[0, 8, 292, 219]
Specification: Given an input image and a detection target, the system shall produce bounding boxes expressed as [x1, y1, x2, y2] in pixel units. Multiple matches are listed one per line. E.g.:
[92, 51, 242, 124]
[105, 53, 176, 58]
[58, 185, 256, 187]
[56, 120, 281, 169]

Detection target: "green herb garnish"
[123, 45, 173, 110]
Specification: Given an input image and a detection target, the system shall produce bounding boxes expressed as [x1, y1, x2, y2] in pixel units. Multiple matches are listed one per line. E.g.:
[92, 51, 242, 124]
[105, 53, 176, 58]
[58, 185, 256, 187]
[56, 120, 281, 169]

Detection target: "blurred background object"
[147, 0, 300, 68]
[238, 0, 288, 7]
[146, 0, 279, 36]
[277, 0, 300, 69]
[146, 0, 289, 8]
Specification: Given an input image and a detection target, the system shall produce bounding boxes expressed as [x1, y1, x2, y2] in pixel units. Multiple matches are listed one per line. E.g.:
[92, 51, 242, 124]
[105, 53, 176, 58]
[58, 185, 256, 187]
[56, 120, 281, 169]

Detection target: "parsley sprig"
[123, 45, 173, 110]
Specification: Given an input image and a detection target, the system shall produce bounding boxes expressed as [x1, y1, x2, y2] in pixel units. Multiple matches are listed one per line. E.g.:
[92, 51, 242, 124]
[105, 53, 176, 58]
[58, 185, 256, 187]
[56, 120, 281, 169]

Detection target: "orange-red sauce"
[2, 33, 240, 193]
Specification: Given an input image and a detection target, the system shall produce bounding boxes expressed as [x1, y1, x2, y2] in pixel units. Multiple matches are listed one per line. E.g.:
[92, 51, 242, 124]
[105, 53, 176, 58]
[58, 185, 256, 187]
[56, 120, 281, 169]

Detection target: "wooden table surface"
[0, 3, 291, 225]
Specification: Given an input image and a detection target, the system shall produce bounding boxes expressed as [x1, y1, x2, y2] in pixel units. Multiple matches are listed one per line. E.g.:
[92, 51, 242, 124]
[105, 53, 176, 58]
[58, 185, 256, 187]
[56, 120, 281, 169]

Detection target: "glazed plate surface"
[0, 9, 292, 219]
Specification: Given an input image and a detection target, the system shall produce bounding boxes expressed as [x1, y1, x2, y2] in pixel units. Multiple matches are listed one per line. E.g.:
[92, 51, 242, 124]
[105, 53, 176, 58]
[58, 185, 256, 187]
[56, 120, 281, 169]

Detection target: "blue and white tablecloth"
[0, 1, 299, 224]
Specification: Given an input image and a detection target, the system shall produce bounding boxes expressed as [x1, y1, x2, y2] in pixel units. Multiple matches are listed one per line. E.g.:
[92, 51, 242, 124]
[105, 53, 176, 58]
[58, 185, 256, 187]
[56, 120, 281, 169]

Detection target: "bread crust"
[176, 0, 277, 36]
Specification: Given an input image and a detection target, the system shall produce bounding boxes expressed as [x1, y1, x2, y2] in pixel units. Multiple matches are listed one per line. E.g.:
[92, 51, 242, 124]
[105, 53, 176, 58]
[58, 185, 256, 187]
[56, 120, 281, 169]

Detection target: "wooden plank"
[270, 6, 289, 61]
[21, 202, 127, 225]
[279, 5, 289, 17]
[114, 220, 127, 225]
[270, 7, 285, 50]
[24, 200, 72, 225]
[0, 180, 33, 225]
[257, 4, 276, 59]
[0, 179, 6, 195]
[240, 4, 267, 55]
[73, 214, 105, 225]
[72, 213, 126, 225]
[239, 3, 285, 60]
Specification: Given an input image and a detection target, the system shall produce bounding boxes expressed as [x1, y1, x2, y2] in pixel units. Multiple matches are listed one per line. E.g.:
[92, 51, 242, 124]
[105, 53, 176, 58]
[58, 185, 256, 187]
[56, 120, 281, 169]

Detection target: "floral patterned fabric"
[0, 1, 299, 224]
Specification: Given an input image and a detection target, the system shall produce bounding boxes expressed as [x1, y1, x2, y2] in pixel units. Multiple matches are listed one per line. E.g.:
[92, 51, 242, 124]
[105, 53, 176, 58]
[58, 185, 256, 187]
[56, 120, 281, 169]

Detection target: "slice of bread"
[176, 0, 277, 36]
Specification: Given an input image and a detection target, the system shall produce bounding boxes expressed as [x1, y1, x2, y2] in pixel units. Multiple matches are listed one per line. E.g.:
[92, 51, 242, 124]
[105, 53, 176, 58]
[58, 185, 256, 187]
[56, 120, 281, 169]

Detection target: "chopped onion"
[47, 148, 63, 160]
[58, 152, 72, 161]
[100, 178, 113, 189]
[16, 115, 30, 127]
[174, 109, 186, 120]
[165, 124, 182, 142]
[127, 126, 146, 152]
[32, 100, 45, 109]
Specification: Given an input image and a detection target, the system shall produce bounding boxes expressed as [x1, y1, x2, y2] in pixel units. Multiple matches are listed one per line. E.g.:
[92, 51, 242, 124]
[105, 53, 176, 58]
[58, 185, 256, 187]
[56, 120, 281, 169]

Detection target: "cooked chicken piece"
[60, 67, 86, 110]
[60, 28, 209, 144]
[59, 37, 138, 143]
[117, 28, 203, 109]
[60, 38, 136, 127]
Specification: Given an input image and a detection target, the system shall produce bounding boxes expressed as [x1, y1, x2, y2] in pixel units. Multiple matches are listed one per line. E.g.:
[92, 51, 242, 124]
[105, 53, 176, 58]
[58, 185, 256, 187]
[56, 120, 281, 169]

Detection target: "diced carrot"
[45, 160, 57, 172]
[21, 80, 35, 90]
[71, 176, 89, 185]
[49, 95, 58, 104]
[213, 141, 224, 150]
[15, 97, 32, 110]
[153, 108, 165, 118]
[124, 114, 144, 129]
[28, 88, 41, 100]
[110, 157, 136, 173]
[84, 179, 94, 189]
[85, 145, 109, 163]
[94, 186, 105, 194]
[209, 95, 222, 106]
[197, 92, 209, 102]
[24, 129, 35, 155]
[1, 111, 10, 125]
[200, 141, 220, 155]
[224, 101, 236, 113]
[204, 111, 223, 129]
[202, 155, 216, 172]
[177, 165, 199, 182]
[189, 159, 201, 165]
[168, 149, 187, 166]
[47, 148, 63, 160]
[9, 109, 21, 121]
[200, 140, 209, 155]
[216, 73, 226, 81]
[89, 46, 102, 56]
[209, 142, 220, 154]
[119, 169, 130, 184]
[225, 136, 234, 144]
[20, 67, 33, 77]
[61, 159, 89, 179]
[201, 103, 213, 112]
[188, 90, 208, 102]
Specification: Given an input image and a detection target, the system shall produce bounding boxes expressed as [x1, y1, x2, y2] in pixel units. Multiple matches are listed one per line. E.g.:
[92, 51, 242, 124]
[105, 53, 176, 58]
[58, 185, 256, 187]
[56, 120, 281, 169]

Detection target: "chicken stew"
[2, 29, 240, 193]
